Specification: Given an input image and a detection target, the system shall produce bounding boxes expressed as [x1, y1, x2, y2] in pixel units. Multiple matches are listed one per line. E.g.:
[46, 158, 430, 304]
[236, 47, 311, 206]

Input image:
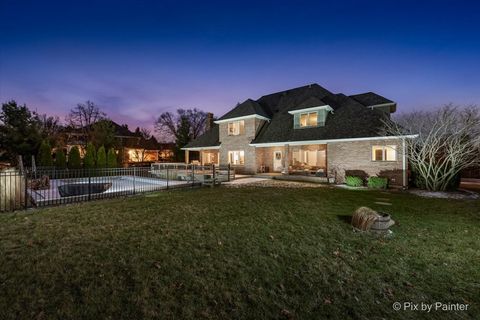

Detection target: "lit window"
[228, 150, 245, 165]
[299, 112, 318, 127]
[227, 121, 245, 135]
[372, 145, 397, 161]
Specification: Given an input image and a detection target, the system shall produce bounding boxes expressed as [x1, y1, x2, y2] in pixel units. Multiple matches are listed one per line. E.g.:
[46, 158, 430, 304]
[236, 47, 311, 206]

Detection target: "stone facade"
[327, 139, 404, 185]
[218, 118, 265, 174]
[193, 118, 406, 184]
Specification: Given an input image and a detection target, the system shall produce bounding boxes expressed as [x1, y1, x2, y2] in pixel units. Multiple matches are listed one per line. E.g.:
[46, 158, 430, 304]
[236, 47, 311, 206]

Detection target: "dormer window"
[300, 112, 318, 127]
[227, 120, 245, 136]
[290, 105, 332, 129]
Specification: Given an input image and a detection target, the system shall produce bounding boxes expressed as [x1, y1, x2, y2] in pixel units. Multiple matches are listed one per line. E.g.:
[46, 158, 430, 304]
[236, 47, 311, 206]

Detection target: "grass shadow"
[336, 214, 352, 225]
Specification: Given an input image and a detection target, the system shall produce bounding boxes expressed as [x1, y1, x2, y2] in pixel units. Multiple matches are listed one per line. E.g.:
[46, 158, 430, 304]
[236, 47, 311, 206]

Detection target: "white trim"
[249, 135, 418, 147]
[288, 105, 333, 115]
[181, 145, 221, 151]
[368, 102, 396, 108]
[214, 114, 270, 124]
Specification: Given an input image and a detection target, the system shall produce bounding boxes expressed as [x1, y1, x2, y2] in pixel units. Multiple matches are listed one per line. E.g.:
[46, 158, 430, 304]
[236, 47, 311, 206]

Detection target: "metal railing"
[0, 164, 234, 212]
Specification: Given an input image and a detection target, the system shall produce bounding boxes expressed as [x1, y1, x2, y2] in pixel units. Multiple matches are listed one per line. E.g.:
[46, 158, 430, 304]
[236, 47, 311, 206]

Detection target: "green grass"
[0, 186, 479, 319]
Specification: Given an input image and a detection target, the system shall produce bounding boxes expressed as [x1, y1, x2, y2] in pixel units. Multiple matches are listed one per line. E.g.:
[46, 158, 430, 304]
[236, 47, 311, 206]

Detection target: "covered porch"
[184, 147, 220, 166]
[255, 144, 327, 177]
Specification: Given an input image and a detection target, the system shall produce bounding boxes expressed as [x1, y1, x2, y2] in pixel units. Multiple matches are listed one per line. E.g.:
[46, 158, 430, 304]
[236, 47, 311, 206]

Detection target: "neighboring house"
[183, 84, 416, 186]
[62, 121, 175, 166]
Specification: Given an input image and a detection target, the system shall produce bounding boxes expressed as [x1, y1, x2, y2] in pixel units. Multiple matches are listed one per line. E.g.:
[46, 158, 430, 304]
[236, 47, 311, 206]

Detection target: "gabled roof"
[217, 99, 270, 121]
[289, 96, 328, 112]
[183, 124, 220, 148]
[257, 84, 334, 113]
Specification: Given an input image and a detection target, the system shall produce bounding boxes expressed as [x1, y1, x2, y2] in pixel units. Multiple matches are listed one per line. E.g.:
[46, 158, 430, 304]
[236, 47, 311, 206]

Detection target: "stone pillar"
[283, 144, 290, 174]
[185, 150, 189, 164]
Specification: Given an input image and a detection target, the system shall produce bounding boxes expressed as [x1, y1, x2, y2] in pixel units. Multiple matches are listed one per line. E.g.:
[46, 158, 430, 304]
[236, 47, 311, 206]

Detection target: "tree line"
[37, 141, 117, 169]
[1, 99, 210, 167]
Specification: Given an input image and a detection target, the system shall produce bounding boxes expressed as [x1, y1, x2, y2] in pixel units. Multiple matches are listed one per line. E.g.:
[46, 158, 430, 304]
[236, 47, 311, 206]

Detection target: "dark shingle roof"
[251, 94, 388, 144]
[218, 99, 270, 120]
[349, 92, 394, 106]
[289, 96, 327, 111]
[257, 84, 334, 113]
[186, 84, 396, 148]
[183, 124, 220, 148]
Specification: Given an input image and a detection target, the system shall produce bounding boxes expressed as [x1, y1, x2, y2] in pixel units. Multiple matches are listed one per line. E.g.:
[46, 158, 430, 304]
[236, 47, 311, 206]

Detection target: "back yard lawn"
[0, 186, 479, 319]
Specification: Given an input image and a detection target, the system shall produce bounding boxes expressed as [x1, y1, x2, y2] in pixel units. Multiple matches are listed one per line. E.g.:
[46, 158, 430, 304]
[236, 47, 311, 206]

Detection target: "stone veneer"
[327, 139, 404, 185]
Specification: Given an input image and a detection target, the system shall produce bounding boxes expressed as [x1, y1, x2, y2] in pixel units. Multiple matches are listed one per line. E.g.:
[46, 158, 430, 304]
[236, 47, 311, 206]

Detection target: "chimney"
[206, 112, 214, 131]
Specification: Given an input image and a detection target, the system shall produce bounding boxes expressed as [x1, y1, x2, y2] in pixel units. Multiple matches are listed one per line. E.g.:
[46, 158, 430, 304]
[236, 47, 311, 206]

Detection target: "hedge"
[345, 176, 363, 187]
[367, 176, 388, 189]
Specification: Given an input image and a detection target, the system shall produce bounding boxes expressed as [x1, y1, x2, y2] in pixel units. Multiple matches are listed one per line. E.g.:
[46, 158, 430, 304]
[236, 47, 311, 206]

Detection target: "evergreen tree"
[68, 146, 81, 169]
[96, 146, 107, 168]
[0, 101, 42, 165]
[83, 142, 96, 168]
[37, 140, 53, 167]
[174, 115, 191, 162]
[107, 148, 117, 168]
[55, 149, 67, 168]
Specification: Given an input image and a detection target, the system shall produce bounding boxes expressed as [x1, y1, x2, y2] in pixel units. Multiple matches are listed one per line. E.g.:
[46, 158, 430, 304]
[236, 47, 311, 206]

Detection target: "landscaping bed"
[0, 187, 478, 319]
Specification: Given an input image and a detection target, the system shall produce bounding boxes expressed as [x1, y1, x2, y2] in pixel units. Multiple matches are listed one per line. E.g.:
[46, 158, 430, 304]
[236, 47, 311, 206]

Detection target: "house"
[62, 121, 175, 166]
[183, 84, 416, 186]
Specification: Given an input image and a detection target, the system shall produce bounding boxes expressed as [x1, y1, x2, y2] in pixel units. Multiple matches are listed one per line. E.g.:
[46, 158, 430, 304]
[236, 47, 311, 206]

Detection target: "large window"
[292, 149, 326, 167]
[227, 120, 245, 136]
[299, 112, 318, 127]
[372, 145, 397, 161]
[228, 150, 245, 165]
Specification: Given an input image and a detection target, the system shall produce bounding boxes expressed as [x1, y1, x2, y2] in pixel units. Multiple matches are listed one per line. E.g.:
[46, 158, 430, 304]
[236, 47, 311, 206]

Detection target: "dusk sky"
[1, 0, 479, 135]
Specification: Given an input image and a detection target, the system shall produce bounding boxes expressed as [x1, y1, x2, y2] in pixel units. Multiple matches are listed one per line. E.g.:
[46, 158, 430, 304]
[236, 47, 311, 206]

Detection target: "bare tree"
[134, 127, 151, 140]
[34, 113, 62, 137]
[384, 105, 480, 191]
[66, 101, 106, 145]
[67, 100, 105, 128]
[154, 108, 207, 142]
[180, 108, 208, 139]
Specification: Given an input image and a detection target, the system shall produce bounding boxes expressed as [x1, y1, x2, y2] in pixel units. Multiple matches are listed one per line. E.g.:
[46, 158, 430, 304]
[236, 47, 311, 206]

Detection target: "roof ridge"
[258, 83, 320, 99]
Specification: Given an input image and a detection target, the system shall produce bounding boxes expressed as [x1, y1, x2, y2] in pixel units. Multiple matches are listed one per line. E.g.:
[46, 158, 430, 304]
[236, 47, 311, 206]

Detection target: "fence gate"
[0, 169, 28, 212]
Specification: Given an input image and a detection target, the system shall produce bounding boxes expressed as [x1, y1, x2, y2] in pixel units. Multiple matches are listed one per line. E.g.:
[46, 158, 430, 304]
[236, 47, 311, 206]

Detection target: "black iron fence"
[0, 164, 234, 212]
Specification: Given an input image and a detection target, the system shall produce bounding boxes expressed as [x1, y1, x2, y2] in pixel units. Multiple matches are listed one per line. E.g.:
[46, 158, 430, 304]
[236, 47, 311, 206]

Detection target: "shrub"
[345, 176, 363, 187]
[55, 149, 67, 168]
[68, 146, 81, 169]
[367, 176, 388, 189]
[83, 142, 96, 168]
[37, 140, 53, 167]
[96, 146, 107, 168]
[107, 148, 117, 168]
[345, 170, 368, 182]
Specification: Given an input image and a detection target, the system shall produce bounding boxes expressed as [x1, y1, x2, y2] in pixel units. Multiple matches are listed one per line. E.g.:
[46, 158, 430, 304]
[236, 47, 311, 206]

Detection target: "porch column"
[199, 149, 203, 165]
[283, 144, 290, 174]
[185, 150, 190, 164]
